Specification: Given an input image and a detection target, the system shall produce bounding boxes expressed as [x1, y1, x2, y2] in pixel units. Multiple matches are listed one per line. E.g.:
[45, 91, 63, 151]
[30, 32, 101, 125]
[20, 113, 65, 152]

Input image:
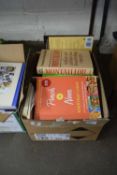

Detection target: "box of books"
[0, 44, 26, 132]
[20, 36, 109, 141]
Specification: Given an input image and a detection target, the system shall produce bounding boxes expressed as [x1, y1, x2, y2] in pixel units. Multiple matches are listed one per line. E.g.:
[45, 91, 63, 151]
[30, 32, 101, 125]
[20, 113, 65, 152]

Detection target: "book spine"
[12, 64, 26, 108]
[37, 67, 93, 75]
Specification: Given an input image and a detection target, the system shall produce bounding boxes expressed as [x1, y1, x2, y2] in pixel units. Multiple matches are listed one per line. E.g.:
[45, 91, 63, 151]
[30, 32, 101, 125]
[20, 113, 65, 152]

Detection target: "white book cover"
[0, 62, 25, 109]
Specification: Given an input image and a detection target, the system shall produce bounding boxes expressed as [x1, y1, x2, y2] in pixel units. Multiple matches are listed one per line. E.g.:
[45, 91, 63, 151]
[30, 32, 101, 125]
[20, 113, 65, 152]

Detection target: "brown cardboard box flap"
[0, 113, 9, 122]
[0, 44, 24, 62]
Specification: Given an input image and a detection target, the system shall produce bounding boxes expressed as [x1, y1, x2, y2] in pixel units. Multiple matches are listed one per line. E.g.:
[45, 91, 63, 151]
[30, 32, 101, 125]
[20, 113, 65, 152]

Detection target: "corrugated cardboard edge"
[18, 48, 31, 108]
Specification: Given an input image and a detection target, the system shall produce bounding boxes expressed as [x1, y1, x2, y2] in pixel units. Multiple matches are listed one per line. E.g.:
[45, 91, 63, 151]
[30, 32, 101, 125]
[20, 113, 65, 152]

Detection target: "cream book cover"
[37, 49, 94, 75]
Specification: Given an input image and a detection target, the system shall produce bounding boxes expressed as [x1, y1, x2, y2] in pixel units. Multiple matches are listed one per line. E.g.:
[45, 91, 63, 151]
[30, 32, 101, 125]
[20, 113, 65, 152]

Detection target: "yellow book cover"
[48, 36, 94, 50]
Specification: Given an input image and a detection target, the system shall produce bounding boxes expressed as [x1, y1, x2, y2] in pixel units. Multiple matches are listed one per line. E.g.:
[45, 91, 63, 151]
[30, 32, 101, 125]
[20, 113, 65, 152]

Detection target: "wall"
[0, 0, 116, 41]
[105, 0, 117, 39]
[94, 0, 117, 40]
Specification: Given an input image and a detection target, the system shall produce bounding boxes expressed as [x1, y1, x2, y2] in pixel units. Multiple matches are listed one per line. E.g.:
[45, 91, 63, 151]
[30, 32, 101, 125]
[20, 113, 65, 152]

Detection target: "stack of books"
[23, 39, 102, 121]
[36, 49, 94, 75]
[0, 62, 25, 111]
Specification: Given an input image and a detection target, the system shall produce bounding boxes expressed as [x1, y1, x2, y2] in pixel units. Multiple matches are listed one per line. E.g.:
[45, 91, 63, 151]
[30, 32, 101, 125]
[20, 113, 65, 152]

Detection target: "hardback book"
[0, 62, 25, 109]
[36, 49, 94, 75]
[34, 76, 102, 121]
[48, 36, 94, 50]
[22, 83, 35, 119]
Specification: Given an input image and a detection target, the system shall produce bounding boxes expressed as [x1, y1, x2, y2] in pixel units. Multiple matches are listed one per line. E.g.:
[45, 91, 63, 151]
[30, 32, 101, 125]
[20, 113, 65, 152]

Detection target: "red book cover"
[34, 76, 101, 120]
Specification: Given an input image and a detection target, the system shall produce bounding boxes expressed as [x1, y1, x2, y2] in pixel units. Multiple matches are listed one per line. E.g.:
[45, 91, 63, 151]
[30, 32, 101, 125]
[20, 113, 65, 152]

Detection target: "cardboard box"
[20, 37, 109, 141]
[0, 44, 25, 132]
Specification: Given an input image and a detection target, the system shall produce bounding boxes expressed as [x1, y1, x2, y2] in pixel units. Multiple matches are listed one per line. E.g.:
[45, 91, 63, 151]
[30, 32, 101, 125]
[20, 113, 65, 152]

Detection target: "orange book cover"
[34, 76, 102, 120]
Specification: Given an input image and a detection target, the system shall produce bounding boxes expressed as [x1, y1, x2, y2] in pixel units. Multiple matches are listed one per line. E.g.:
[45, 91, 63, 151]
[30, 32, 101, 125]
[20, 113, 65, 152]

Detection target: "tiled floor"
[0, 42, 117, 175]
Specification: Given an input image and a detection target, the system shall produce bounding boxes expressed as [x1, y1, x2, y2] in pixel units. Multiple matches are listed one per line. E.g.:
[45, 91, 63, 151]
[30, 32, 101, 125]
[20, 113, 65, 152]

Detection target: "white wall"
[0, 0, 116, 41]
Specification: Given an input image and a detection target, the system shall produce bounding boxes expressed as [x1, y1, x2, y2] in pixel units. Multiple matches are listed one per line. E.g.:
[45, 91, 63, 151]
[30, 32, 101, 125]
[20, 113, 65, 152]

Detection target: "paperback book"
[34, 76, 102, 120]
